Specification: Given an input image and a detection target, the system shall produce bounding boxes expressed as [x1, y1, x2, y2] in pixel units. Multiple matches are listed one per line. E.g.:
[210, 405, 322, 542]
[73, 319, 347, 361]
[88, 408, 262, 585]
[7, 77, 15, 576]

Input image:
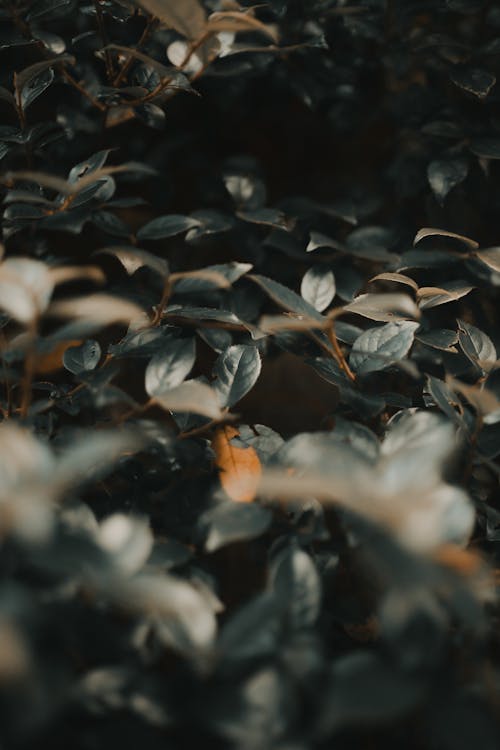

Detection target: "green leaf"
[249, 273, 325, 321]
[451, 66, 496, 98]
[300, 266, 336, 312]
[343, 293, 420, 322]
[427, 158, 468, 205]
[137, 214, 201, 241]
[145, 338, 196, 397]
[213, 344, 261, 407]
[63, 340, 101, 375]
[201, 502, 272, 552]
[349, 321, 420, 375]
[457, 319, 497, 372]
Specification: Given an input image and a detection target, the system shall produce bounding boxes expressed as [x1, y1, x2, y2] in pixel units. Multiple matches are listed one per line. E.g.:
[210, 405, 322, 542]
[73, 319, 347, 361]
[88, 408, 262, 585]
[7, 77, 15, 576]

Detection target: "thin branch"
[113, 17, 157, 86]
[94, 0, 115, 81]
[327, 323, 356, 382]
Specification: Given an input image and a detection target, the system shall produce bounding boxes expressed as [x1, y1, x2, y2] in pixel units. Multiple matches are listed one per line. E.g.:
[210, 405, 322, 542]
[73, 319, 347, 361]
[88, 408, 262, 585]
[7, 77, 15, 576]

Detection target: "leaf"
[0, 87, 15, 107]
[48, 294, 144, 326]
[137, 214, 201, 241]
[207, 11, 279, 43]
[153, 379, 223, 419]
[417, 281, 474, 309]
[201, 501, 271, 552]
[91, 211, 130, 238]
[248, 274, 324, 321]
[469, 137, 500, 160]
[171, 268, 231, 291]
[413, 227, 478, 250]
[173, 262, 252, 293]
[237, 208, 292, 231]
[63, 340, 101, 375]
[320, 652, 424, 733]
[343, 293, 420, 322]
[101, 45, 173, 79]
[369, 272, 419, 292]
[164, 305, 264, 340]
[446, 376, 500, 416]
[451, 66, 496, 98]
[145, 338, 196, 397]
[131, 0, 207, 39]
[27, 0, 76, 21]
[0, 258, 55, 323]
[307, 357, 386, 417]
[307, 230, 398, 262]
[349, 321, 420, 375]
[213, 345, 262, 408]
[107, 573, 216, 653]
[35, 338, 84, 375]
[15, 54, 75, 91]
[271, 545, 321, 629]
[427, 158, 468, 204]
[217, 592, 280, 663]
[457, 319, 497, 372]
[475, 247, 500, 272]
[98, 514, 153, 575]
[3, 162, 156, 197]
[425, 375, 465, 425]
[345, 225, 399, 262]
[96, 246, 169, 277]
[212, 425, 262, 503]
[416, 328, 459, 352]
[300, 266, 336, 312]
[21, 68, 54, 110]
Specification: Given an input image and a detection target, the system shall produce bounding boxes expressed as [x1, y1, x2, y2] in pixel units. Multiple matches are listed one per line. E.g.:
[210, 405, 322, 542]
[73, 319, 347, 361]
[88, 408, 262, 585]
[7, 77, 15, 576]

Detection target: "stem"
[151, 278, 173, 326]
[112, 17, 157, 86]
[327, 323, 356, 382]
[60, 68, 107, 111]
[20, 322, 37, 419]
[115, 398, 154, 425]
[0, 331, 12, 419]
[94, 0, 114, 81]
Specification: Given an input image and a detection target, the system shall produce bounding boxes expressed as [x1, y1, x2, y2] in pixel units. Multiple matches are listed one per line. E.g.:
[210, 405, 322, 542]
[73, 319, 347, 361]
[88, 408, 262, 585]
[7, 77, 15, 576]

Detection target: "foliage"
[0, 1, 500, 748]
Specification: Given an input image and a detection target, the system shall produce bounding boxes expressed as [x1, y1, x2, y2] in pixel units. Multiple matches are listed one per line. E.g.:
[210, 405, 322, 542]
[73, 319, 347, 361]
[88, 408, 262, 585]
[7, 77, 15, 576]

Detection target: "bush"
[1, 1, 500, 748]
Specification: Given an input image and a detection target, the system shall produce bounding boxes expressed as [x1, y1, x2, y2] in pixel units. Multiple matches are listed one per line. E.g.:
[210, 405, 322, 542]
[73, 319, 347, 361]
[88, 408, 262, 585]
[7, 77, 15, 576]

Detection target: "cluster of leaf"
[1, 1, 500, 749]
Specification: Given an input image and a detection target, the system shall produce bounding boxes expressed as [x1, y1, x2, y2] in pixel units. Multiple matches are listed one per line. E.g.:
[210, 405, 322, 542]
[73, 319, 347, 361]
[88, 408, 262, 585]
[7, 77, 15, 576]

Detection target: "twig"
[151, 278, 173, 326]
[94, 0, 114, 81]
[19, 323, 37, 419]
[327, 323, 356, 382]
[112, 17, 157, 86]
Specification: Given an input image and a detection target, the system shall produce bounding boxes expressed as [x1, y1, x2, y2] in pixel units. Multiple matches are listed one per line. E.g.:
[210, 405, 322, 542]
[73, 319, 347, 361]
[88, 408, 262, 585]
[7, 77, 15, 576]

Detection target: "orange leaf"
[212, 425, 261, 502]
[433, 544, 483, 576]
[35, 340, 83, 375]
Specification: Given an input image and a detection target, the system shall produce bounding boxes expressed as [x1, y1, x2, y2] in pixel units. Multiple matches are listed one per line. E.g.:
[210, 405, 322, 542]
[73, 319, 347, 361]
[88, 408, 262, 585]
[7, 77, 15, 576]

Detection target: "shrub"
[1, 1, 500, 748]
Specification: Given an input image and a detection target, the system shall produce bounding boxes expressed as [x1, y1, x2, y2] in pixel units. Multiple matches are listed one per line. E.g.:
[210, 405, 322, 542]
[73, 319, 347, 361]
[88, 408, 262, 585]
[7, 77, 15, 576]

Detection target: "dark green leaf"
[427, 158, 468, 204]
[457, 319, 497, 371]
[137, 214, 201, 240]
[451, 66, 496, 98]
[145, 337, 196, 396]
[300, 266, 336, 312]
[349, 321, 420, 375]
[213, 344, 262, 407]
[201, 502, 272, 552]
[63, 340, 101, 374]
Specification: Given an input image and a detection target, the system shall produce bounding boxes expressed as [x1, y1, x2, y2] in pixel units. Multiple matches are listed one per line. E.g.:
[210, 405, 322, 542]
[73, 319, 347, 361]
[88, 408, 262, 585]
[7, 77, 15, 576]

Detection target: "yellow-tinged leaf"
[212, 425, 261, 503]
